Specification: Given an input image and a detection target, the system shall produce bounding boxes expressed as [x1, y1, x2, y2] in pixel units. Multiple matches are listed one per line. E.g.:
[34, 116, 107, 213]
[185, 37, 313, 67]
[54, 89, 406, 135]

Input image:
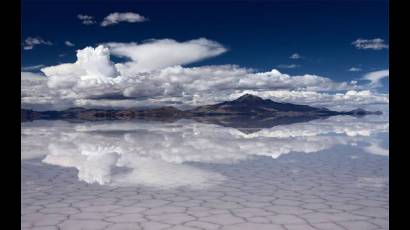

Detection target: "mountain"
[21, 94, 382, 122]
[189, 93, 335, 116]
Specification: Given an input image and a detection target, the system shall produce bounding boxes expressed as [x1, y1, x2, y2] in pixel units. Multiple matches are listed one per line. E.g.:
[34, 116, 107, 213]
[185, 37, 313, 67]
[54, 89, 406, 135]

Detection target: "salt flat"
[21, 116, 389, 230]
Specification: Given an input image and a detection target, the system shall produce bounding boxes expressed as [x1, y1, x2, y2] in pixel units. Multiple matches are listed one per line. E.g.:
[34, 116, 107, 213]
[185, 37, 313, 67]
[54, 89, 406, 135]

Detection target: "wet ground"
[21, 116, 389, 230]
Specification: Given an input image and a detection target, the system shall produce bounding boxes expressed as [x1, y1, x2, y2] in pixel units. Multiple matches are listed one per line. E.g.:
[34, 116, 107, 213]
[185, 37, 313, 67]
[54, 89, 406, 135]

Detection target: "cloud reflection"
[21, 116, 388, 188]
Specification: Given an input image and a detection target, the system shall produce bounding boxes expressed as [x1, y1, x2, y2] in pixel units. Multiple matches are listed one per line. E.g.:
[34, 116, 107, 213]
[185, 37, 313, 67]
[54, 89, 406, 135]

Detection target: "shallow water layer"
[21, 116, 389, 230]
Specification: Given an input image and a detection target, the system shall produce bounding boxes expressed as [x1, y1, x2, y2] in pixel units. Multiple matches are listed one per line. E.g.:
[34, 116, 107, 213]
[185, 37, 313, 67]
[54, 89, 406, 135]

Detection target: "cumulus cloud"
[22, 63, 389, 111]
[227, 90, 389, 111]
[101, 12, 147, 27]
[363, 69, 389, 87]
[352, 38, 388, 50]
[21, 72, 72, 111]
[77, 14, 96, 25]
[348, 67, 362, 72]
[65, 41, 75, 47]
[23, 36, 52, 50]
[42, 45, 118, 80]
[20, 39, 389, 111]
[289, 53, 302, 59]
[277, 64, 300, 69]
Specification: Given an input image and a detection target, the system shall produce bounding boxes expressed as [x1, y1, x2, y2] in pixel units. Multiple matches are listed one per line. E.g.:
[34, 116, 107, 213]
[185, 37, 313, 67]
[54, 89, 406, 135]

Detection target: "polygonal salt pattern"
[22, 147, 388, 230]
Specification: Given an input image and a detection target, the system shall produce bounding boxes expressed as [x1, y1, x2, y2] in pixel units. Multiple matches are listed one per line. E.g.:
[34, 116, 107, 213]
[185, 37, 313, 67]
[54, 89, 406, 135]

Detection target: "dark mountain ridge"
[21, 94, 382, 122]
[190, 94, 333, 115]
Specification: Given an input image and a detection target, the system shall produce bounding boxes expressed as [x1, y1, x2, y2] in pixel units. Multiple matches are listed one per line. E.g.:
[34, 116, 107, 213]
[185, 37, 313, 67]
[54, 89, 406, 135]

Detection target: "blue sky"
[21, 0, 389, 110]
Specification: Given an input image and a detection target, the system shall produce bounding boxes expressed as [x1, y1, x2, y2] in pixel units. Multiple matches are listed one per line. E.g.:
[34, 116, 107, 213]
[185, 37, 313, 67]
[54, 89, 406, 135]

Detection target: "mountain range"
[21, 94, 382, 123]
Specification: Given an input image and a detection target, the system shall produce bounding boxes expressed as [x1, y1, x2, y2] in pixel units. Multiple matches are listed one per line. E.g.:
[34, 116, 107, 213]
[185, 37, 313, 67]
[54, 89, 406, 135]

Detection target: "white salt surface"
[21, 116, 389, 229]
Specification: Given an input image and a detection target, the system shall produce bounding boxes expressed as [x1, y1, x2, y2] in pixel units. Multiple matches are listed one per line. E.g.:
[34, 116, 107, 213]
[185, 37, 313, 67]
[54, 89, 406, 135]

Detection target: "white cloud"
[21, 39, 389, 111]
[352, 38, 388, 50]
[348, 67, 362, 72]
[21, 72, 73, 111]
[363, 69, 389, 87]
[277, 64, 300, 69]
[65, 41, 75, 47]
[23, 37, 52, 50]
[289, 53, 302, 59]
[77, 14, 96, 25]
[228, 90, 388, 111]
[23, 64, 387, 111]
[101, 12, 147, 27]
[104, 38, 226, 75]
[42, 45, 118, 80]
[21, 64, 45, 71]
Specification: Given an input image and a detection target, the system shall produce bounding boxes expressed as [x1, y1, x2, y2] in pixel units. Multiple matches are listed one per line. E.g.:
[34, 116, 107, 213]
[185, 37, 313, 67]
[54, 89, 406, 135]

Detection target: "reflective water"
[21, 115, 389, 230]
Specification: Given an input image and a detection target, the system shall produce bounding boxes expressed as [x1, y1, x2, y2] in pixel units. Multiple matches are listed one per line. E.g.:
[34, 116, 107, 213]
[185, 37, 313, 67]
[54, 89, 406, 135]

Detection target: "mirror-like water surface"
[21, 115, 389, 230]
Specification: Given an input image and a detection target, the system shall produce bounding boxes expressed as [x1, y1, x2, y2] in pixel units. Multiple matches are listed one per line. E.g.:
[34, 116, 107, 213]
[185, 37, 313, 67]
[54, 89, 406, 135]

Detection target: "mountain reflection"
[21, 115, 388, 188]
[191, 115, 322, 134]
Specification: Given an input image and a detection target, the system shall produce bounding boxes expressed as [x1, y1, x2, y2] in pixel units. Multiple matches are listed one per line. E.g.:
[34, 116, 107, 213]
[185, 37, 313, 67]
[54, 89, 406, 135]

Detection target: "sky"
[21, 0, 389, 111]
